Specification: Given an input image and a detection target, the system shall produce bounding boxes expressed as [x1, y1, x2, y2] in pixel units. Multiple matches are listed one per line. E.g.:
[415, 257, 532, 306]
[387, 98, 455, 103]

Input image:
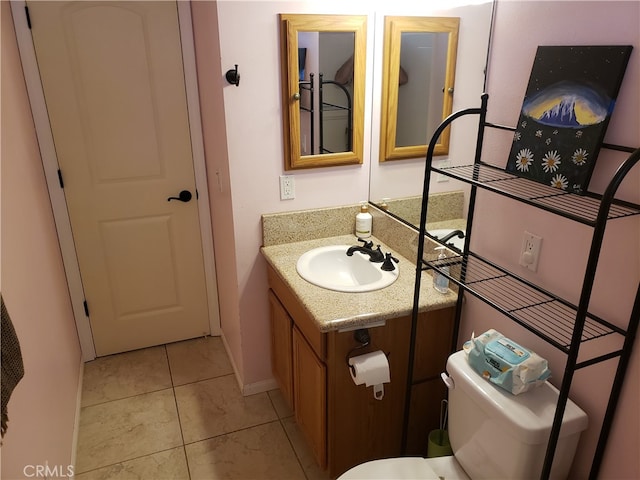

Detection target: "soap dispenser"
[433, 246, 450, 294]
[355, 201, 372, 238]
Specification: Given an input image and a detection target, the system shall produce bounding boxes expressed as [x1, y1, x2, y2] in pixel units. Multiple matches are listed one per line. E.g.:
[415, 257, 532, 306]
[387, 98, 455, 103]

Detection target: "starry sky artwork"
[506, 46, 632, 194]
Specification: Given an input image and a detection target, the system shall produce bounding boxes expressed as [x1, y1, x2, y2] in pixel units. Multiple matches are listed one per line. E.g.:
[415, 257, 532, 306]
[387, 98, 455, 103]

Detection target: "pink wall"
[1, 2, 82, 477]
[462, 1, 639, 478]
[190, 2, 245, 385]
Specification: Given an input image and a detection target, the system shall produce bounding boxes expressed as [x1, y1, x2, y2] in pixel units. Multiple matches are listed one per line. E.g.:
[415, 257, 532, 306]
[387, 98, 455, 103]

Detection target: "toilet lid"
[337, 457, 440, 480]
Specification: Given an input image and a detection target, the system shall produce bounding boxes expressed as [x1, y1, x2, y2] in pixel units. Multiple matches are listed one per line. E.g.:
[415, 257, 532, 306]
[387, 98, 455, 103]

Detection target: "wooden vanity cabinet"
[267, 264, 454, 477]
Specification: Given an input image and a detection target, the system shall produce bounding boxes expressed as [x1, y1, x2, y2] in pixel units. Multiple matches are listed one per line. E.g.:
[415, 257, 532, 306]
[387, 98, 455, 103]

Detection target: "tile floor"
[75, 336, 330, 480]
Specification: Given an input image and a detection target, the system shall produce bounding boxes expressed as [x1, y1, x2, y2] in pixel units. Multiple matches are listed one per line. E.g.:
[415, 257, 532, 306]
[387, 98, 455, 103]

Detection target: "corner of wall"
[190, 0, 245, 384]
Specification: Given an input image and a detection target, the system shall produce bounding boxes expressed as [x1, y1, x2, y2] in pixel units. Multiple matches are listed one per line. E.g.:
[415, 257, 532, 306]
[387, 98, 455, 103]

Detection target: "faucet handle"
[357, 237, 374, 249]
[369, 245, 385, 263]
[381, 252, 399, 271]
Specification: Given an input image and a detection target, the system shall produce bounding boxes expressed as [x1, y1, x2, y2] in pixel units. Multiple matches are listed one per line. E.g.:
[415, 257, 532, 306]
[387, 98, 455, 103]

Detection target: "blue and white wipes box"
[463, 329, 551, 395]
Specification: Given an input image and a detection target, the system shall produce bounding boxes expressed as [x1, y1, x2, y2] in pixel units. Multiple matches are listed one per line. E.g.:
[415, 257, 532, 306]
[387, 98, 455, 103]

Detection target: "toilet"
[339, 350, 588, 480]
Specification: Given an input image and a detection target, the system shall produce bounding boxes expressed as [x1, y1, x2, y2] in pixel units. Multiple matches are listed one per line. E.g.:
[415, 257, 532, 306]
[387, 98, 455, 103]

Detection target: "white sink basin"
[296, 245, 399, 293]
[428, 229, 466, 251]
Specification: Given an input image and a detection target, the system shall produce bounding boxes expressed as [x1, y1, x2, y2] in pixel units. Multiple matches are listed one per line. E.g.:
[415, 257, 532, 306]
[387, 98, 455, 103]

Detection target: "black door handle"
[167, 190, 192, 202]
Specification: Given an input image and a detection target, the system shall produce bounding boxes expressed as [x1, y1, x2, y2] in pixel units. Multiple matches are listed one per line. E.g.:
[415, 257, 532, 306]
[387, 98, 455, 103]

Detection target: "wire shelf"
[432, 163, 640, 225]
[424, 252, 625, 352]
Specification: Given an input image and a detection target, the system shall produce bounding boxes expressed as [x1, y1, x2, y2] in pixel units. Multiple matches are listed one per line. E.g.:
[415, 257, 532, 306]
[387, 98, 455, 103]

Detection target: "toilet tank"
[446, 350, 588, 480]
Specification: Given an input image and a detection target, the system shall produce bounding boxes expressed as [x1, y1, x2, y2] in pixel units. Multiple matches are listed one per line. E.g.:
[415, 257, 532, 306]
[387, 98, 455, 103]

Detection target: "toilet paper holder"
[346, 328, 390, 375]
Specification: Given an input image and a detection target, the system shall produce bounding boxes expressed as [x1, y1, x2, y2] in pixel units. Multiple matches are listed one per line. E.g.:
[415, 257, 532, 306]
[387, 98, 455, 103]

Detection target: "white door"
[28, 1, 210, 355]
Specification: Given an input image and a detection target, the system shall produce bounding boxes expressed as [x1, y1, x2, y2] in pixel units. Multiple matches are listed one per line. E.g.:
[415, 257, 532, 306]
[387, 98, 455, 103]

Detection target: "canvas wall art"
[506, 45, 632, 194]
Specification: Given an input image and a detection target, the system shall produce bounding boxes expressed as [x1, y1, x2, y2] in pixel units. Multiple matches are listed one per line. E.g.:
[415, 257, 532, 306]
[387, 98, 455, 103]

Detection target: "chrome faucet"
[346, 238, 385, 263]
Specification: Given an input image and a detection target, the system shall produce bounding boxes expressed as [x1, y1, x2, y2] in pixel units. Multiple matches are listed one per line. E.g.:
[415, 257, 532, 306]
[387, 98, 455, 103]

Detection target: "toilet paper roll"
[348, 350, 390, 387]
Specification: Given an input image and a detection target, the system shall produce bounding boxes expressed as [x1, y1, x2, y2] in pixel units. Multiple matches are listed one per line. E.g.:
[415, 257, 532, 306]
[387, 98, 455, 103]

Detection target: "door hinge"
[57, 169, 64, 188]
[83, 300, 89, 317]
[25, 6, 32, 29]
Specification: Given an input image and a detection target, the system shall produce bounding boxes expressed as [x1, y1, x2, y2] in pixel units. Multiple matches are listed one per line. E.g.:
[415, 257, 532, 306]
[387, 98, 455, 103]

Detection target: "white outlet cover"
[436, 160, 451, 183]
[520, 231, 542, 272]
[279, 175, 295, 200]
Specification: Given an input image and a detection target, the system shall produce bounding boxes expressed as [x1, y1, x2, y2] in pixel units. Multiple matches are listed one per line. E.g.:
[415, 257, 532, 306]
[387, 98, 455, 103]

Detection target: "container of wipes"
[463, 329, 551, 395]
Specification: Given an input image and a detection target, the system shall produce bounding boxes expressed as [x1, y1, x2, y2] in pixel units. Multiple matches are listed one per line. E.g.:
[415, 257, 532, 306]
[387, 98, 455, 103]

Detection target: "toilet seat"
[338, 458, 439, 480]
[338, 456, 470, 480]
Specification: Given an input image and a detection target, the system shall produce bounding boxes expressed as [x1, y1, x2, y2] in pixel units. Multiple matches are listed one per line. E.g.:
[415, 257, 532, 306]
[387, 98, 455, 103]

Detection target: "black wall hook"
[225, 64, 240, 86]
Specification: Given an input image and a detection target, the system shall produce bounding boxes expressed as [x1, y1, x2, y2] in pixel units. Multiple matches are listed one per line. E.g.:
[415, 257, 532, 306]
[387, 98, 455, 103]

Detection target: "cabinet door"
[293, 326, 327, 468]
[268, 290, 294, 410]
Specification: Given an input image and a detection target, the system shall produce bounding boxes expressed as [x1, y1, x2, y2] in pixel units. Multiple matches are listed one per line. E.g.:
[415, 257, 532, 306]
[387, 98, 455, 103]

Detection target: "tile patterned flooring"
[75, 336, 330, 480]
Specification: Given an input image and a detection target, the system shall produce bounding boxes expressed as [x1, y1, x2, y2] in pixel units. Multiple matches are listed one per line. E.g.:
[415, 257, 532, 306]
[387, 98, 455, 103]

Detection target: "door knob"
[167, 190, 192, 202]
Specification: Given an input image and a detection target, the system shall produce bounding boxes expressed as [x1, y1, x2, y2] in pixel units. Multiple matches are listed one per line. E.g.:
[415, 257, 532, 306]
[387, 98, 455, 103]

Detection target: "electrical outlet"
[280, 175, 295, 200]
[436, 160, 450, 183]
[520, 231, 542, 272]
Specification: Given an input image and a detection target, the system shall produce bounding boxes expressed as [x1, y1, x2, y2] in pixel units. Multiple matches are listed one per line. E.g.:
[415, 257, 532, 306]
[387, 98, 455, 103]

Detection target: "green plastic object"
[427, 429, 452, 458]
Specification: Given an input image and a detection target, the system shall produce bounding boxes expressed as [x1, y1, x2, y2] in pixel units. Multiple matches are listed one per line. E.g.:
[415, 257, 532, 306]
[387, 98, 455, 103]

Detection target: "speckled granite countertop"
[261, 234, 457, 333]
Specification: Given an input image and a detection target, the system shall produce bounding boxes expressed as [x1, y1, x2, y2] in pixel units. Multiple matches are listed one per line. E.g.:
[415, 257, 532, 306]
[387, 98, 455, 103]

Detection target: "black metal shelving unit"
[403, 93, 640, 479]
[298, 73, 352, 155]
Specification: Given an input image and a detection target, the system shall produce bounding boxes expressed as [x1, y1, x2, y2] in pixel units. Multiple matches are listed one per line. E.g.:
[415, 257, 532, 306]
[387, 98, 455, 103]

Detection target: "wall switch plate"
[520, 231, 542, 272]
[280, 175, 295, 200]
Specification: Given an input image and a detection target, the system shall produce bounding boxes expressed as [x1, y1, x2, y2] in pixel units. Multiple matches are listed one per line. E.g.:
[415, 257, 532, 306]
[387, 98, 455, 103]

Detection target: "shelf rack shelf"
[427, 252, 626, 357]
[431, 163, 640, 225]
[401, 93, 640, 480]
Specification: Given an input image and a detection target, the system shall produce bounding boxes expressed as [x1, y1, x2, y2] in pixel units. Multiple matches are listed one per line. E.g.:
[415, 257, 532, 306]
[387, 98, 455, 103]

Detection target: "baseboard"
[219, 332, 278, 396]
[242, 377, 278, 396]
[70, 358, 84, 469]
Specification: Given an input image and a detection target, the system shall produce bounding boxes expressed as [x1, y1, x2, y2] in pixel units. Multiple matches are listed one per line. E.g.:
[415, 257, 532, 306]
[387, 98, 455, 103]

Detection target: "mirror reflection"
[380, 16, 459, 162]
[395, 31, 450, 148]
[298, 32, 355, 155]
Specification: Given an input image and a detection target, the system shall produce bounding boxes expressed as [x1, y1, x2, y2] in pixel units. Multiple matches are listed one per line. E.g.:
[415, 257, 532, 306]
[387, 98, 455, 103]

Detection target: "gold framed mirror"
[279, 14, 367, 170]
[379, 16, 459, 162]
